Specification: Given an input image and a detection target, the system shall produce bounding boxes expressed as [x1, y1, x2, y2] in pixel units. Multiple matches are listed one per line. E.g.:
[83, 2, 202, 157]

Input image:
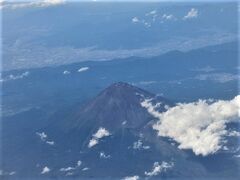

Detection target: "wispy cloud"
[141, 96, 240, 156]
[78, 67, 89, 73]
[195, 73, 238, 83]
[183, 8, 198, 20]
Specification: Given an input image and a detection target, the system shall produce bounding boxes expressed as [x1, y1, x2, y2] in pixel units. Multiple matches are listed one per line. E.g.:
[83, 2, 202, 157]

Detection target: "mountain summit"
[46, 82, 172, 148]
[66, 82, 171, 132]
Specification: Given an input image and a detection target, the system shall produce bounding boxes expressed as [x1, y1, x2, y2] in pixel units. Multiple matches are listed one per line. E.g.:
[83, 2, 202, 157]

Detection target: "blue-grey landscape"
[0, 0, 239, 179]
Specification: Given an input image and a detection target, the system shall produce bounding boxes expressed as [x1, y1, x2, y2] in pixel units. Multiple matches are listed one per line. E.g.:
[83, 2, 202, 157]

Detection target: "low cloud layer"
[141, 96, 240, 156]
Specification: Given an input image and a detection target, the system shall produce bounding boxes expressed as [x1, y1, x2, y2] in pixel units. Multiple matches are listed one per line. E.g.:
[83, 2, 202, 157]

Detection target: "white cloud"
[1, 0, 65, 9]
[133, 140, 150, 150]
[46, 141, 55, 145]
[195, 73, 238, 83]
[162, 14, 175, 20]
[88, 127, 111, 148]
[36, 132, 47, 141]
[66, 172, 74, 176]
[0, 170, 16, 176]
[192, 66, 215, 72]
[183, 8, 198, 19]
[93, 127, 110, 139]
[132, 17, 140, 23]
[138, 81, 157, 85]
[82, 167, 89, 171]
[77, 160, 82, 167]
[60, 167, 75, 172]
[123, 175, 139, 180]
[36, 132, 55, 145]
[63, 70, 70, 75]
[146, 10, 157, 16]
[41, 166, 50, 174]
[145, 161, 174, 177]
[88, 139, 98, 148]
[99, 152, 111, 159]
[78, 67, 89, 73]
[227, 130, 240, 137]
[122, 121, 127, 125]
[141, 96, 240, 156]
[9, 171, 16, 175]
[1, 71, 29, 82]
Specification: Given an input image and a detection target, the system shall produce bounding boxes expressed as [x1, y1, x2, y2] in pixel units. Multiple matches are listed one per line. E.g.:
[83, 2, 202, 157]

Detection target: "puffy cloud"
[123, 175, 139, 180]
[1, 0, 65, 9]
[78, 67, 89, 73]
[88, 127, 111, 148]
[41, 166, 50, 174]
[183, 8, 198, 19]
[93, 127, 110, 139]
[145, 161, 174, 177]
[195, 73, 238, 83]
[88, 139, 98, 148]
[141, 96, 240, 156]
[132, 17, 140, 23]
